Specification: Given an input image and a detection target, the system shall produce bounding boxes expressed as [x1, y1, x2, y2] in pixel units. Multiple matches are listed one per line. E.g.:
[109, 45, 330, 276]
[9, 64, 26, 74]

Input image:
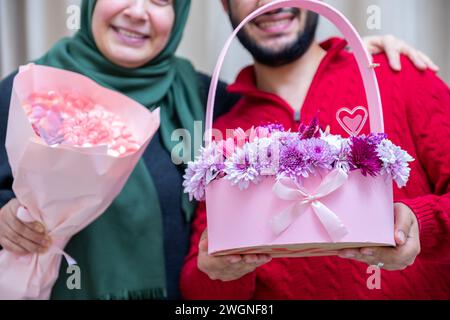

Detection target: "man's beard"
[229, 8, 319, 67]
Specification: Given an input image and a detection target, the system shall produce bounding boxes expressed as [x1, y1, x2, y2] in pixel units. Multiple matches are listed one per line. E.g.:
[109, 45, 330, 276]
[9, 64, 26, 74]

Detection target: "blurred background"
[0, 0, 449, 83]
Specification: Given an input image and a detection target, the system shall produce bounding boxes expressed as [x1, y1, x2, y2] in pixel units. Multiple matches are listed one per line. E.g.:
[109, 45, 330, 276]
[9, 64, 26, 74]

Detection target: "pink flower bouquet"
[184, 0, 414, 258]
[0, 64, 160, 299]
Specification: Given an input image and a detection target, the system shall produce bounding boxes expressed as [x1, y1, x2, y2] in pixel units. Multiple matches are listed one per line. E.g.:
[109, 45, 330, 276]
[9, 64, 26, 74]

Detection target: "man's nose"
[257, 0, 276, 7]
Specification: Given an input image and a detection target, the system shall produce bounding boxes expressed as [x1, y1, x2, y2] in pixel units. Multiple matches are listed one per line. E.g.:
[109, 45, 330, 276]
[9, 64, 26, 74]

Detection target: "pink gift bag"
[0, 64, 160, 299]
[204, 0, 395, 257]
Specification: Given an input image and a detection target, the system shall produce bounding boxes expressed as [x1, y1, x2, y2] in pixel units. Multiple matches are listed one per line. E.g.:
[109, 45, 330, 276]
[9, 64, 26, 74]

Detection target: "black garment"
[0, 71, 239, 299]
[0, 72, 15, 207]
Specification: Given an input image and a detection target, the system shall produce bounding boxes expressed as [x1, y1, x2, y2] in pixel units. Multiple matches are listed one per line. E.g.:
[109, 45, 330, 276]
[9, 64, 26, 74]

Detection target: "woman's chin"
[107, 49, 154, 68]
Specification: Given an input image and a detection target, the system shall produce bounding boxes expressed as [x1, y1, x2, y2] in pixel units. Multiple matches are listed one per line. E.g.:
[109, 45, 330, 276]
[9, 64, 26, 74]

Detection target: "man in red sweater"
[181, 0, 450, 299]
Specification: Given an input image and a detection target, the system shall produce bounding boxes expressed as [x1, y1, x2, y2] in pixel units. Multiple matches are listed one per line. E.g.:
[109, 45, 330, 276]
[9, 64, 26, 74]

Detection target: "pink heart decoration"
[336, 106, 368, 136]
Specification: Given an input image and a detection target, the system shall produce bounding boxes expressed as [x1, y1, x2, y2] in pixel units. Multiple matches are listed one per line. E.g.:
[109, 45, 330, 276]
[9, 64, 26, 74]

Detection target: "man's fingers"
[394, 204, 414, 246]
[338, 249, 360, 259]
[256, 254, 272, 264]
[360, 246, 397, 265]
[243, 254, 259, 264]
[225, 255, 243, 264]
[198, 236, 208, 253]
[360, 233, 420, 268]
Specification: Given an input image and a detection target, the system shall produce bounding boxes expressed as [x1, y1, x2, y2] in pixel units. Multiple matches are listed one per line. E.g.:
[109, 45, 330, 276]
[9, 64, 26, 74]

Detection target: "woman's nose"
[125, 0, 148, 21]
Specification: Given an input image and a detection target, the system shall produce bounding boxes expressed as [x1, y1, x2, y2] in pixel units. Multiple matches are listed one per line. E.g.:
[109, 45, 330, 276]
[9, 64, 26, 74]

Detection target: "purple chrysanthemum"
[301, 138, 336, 171]
[261, 123, 285, 133]
[224, 145, 260, 190]
[367, 133, 388, 146]
[183, 144, 225, 201]
[349, 135, 383, 177]
[278, 138, 310, 180]
[376, 139, 414, 188]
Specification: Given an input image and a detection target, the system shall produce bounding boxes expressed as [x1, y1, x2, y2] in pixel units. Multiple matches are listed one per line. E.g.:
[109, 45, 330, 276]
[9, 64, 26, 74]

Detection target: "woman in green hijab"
[0, 0, 236, 300]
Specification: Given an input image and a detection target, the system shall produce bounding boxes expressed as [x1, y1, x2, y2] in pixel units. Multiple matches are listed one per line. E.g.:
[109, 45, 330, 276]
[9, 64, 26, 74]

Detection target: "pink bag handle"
[205, 0, 384, 144]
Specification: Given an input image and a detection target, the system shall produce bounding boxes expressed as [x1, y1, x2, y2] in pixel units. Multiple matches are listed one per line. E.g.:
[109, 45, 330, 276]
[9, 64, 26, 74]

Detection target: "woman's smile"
[111, 25, 151, 47]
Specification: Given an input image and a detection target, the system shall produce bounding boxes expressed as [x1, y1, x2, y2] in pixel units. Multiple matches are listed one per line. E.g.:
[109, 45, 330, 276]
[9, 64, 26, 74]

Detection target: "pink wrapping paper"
[0, 64, 160, 299]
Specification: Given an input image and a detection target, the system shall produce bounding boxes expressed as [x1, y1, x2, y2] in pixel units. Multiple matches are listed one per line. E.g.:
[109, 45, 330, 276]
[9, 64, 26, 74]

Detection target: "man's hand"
[338, 203, 421, 271]
[197, 229, 272, 282]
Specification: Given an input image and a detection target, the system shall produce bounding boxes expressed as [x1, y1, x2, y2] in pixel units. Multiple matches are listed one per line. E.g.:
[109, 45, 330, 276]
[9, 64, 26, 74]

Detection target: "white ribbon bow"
[271, 169, 349, 242]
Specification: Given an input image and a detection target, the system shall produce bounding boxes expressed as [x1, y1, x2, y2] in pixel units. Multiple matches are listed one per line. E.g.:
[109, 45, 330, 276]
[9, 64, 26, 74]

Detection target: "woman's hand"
[363, 35, 439, 72]
[338, 203, 421, 271]
[197, 229, 272, 282]
[0, 199, 50, 255]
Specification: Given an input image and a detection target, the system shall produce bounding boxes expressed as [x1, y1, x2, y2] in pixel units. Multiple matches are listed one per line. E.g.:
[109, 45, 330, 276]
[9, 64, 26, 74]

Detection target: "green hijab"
[37, 0, 203, 299]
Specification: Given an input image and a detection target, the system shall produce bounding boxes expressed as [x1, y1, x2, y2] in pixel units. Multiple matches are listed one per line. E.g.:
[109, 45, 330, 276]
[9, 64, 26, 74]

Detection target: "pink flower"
[25, 91, 139, 157]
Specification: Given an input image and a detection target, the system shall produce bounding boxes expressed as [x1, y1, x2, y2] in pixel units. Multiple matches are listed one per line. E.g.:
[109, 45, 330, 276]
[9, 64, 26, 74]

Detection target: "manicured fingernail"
[362, 249, 374, 256]
[397, 230, 406, 244]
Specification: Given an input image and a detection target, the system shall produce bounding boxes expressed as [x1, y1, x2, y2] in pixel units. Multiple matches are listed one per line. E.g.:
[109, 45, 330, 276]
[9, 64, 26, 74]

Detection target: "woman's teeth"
[116, 28, 147, 39]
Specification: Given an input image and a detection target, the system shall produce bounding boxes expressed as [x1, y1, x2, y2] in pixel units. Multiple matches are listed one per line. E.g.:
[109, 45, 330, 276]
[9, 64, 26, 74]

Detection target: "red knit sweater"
[181, 38, 450, 299]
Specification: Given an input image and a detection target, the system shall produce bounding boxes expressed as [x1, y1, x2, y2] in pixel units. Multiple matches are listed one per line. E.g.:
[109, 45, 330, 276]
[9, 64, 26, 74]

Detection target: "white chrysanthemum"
[224, 145, 261, 190]
[376, 139, 414, 188]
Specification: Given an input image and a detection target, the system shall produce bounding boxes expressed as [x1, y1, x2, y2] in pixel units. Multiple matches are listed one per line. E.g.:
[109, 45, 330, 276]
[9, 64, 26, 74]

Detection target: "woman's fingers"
[403, 46, 439, 71]
[403, 47, 427, 70]
[3, 221, 46, 254]
[383, 42, 403, 71]
[0, 236, 29, 256]
[0, 203, 49, 254]
[363, 35, 439, 72]
[417, 51, 439, 71]
[4, 209, 48, 248]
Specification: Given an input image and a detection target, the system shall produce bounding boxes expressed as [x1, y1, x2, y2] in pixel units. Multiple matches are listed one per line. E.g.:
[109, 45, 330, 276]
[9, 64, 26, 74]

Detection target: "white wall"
[178, 0, 450, 83]
[1, 0, 449, 83]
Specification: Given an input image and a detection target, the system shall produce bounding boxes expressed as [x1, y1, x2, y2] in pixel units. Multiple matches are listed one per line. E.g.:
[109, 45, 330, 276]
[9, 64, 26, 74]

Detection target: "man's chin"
[256, 39, 298, 53]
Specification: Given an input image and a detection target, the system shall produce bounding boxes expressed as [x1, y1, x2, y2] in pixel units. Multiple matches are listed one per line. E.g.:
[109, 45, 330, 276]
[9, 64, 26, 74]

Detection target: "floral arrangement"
[23, 91, 140, 157]
[183, 119, 414, 201]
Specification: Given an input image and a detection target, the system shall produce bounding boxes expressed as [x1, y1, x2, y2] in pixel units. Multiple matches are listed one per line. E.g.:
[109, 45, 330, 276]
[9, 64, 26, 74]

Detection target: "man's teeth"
[117, 28, 146, 39]
[258, 19, 291, 29]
